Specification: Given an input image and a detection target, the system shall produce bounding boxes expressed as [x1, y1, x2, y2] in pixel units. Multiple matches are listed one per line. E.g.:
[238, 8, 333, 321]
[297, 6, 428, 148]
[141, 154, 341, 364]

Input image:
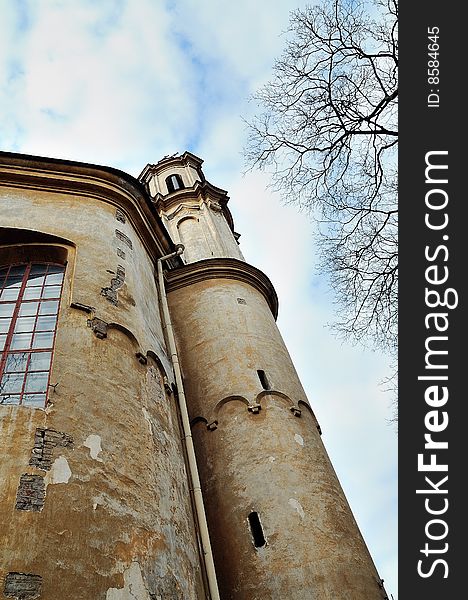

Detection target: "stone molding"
[153, 180, 235, 232]
[165, 257, 279, 319]
[189, 392, 317, 431]
[0, 151, 176, 263]
[139, 150, 204, 180]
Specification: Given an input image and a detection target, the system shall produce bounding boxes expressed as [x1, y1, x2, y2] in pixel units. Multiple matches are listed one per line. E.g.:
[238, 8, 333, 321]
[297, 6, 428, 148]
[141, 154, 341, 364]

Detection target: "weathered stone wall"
[167, 273, 386, 600]
[177, 215, 212, 263]
[162, 202, 244, 265]
[1, 151, 387, 600]
[0, 185, 171, 373]
[0, 181, 204, 599]
[205, 207, 243, 260]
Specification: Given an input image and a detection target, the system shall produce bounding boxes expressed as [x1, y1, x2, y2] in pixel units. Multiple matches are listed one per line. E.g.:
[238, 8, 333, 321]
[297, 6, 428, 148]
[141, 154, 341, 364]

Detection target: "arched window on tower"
[0, 262, 65, 408]
[165, 174, 185, 194]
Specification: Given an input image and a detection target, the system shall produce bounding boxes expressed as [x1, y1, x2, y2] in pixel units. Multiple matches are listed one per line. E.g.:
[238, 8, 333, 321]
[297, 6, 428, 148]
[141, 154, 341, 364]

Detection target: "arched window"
[0, 262, 65, 408]
[165, 173, 184, 194]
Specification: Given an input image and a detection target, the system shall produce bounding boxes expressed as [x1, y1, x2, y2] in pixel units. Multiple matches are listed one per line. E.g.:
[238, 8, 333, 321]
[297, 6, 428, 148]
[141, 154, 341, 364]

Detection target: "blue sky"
[0, 0, 397, 596]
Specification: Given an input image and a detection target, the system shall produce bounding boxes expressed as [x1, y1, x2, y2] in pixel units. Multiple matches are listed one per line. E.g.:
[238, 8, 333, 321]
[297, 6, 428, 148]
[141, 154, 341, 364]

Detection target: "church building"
[0, 150, 388, 599]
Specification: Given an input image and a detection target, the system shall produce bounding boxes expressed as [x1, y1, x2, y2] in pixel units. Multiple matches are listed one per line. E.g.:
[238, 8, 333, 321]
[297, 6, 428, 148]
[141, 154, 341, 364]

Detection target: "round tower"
[141, 153, 388, 599]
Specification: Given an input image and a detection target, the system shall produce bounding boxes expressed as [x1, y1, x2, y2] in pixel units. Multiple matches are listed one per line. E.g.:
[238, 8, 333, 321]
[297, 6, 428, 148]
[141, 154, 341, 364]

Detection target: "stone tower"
[0, 150, 388, 599]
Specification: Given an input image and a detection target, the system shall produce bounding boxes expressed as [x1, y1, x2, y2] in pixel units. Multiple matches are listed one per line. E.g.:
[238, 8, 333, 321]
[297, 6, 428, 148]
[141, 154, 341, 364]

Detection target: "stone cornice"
[139, 151, 204, 181]
[154, 180, 235, 232]
[165, 258, 279, 319]
[0, 151, 177, 263]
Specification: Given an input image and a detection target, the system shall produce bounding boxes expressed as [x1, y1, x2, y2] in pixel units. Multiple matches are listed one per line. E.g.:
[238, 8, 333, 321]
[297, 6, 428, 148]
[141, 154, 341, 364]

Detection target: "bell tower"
[139, 152, 388, 600]
[139, 152, 243, 264]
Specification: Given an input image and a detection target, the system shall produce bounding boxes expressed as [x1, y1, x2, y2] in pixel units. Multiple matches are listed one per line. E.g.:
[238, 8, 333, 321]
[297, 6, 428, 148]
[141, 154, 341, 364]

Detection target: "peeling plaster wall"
[0, 186, 203, 599]
[105, 562, 151, 600]
[168, 277, 385, 600]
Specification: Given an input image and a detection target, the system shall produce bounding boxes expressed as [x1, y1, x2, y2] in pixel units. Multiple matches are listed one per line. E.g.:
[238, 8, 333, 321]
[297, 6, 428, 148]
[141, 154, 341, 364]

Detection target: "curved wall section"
[177, 216, 212, 263]
[167, 263, 385, 600]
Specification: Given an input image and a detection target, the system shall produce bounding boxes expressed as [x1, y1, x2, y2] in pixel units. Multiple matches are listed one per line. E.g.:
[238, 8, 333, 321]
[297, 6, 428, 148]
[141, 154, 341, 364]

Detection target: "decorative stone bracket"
[163, 377, 172, 394]
[136, 352, 147, 364]
[70, 302, 95, 314]
[206, 199, 222, 212]
[87, 317, 108, 339]
[290, 406, 302, 417]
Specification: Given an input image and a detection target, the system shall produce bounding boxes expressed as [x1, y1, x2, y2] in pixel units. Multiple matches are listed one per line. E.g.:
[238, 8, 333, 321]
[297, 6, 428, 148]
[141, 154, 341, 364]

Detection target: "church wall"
[0, 184, 204, 599]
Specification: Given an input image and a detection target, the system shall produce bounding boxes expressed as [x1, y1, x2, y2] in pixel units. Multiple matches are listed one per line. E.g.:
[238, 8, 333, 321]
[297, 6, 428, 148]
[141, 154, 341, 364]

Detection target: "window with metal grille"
[0, 263, 65, 408]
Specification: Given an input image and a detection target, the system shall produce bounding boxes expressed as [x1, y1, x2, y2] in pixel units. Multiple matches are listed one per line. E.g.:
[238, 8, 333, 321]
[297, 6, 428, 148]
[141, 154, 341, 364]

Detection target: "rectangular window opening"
[248, 511, 266, 548]
[257, 369, 271, 390]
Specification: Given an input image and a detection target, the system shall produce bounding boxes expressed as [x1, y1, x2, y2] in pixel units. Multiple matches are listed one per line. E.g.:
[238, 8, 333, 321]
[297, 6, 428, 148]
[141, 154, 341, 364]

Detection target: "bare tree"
[245, 0, 398, 357]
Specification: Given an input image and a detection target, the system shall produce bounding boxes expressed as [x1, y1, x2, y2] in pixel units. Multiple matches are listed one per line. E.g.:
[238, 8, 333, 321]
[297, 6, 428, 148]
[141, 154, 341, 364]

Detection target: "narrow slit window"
[257, 369, 271, 390]
[248, 512, 266, 548]
[0, 262, 65, 408]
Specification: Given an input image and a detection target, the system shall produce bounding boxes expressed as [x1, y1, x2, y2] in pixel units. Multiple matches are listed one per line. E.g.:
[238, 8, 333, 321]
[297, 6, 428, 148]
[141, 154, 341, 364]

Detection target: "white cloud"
[167, 0, 309, 84]
[2, 1, 202, 163]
